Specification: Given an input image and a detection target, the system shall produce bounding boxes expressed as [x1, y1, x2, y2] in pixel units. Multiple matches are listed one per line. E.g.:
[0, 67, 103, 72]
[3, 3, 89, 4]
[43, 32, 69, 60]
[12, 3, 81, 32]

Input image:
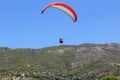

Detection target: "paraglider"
[41, 2, 78, 22]
[59, 38, 64, 44]
[41, 2, 78, 44]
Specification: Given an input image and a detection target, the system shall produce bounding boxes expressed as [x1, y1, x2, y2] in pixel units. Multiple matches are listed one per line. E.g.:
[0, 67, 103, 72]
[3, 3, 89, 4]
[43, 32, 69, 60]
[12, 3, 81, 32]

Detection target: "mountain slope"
[0, 43, 120, 79]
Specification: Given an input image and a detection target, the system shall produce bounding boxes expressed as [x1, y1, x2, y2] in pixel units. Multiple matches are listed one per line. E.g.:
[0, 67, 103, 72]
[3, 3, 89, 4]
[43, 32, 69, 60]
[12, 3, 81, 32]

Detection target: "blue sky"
[0, 0, 120, 48]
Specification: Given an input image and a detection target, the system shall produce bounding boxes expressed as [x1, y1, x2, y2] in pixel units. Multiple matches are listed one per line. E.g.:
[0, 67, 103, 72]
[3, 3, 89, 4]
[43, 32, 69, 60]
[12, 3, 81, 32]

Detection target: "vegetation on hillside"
[0, 43, 120, 80]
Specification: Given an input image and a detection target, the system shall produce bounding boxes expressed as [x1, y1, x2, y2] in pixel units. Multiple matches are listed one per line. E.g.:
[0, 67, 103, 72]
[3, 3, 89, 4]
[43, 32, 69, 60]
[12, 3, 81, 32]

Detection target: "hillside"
[0, 43, 120, 80]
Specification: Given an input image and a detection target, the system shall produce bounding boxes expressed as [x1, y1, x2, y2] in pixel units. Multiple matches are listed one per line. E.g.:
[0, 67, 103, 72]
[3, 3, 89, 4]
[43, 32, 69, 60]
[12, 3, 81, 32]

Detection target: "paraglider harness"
[59, 38, 64, 44]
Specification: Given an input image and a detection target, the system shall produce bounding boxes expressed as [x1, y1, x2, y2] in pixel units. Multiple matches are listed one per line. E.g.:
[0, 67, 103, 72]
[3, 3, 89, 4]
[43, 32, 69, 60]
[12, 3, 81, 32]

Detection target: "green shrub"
[101, 76, 118, 80]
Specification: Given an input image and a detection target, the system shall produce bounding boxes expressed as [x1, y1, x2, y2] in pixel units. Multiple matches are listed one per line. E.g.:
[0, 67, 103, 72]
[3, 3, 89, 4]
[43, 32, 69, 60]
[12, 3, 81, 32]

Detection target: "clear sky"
[0, 0, 120, 48]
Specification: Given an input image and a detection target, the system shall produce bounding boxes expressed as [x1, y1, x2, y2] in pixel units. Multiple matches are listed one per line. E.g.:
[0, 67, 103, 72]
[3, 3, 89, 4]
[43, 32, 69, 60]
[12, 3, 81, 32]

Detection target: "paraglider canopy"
[41, 2, 78, 22]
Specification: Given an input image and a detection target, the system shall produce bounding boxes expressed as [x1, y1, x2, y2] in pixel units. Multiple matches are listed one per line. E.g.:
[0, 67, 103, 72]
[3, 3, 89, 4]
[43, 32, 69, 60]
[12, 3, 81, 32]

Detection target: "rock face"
[70, 43, 120, 68]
